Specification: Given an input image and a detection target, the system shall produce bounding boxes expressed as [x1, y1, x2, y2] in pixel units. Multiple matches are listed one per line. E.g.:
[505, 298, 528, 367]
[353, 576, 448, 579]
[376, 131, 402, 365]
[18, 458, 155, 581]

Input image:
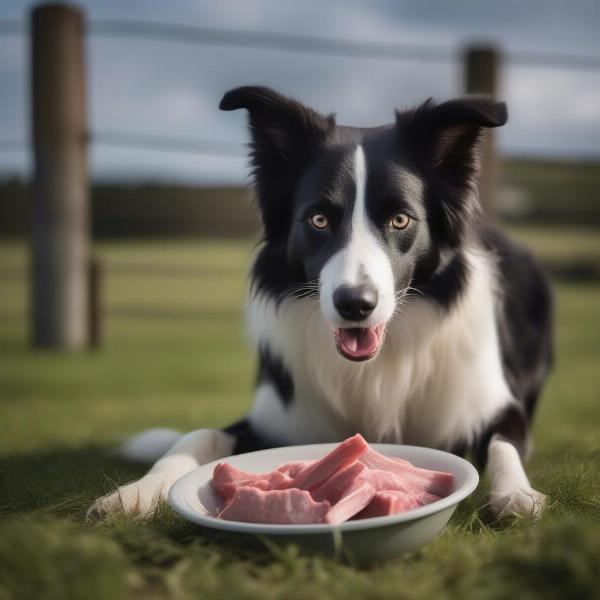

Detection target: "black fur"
[473, 404, 529, 468]
[412, 251, 470, 310]
[220, 86, 336, 243]
[257, 345, 294, 406]
[224, 419, 275, 454]
[483, 226, 554, 417]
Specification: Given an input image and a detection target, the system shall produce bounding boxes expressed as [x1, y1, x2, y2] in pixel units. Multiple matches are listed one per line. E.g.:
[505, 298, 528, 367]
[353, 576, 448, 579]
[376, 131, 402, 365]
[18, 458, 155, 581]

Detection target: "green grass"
[502, 159, 600, 224]
[1, 229, 600, 599]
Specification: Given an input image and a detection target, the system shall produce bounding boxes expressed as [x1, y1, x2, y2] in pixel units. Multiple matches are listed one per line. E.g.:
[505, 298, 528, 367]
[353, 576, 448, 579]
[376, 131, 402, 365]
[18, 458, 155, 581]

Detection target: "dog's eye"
[310, 213, 329, 230]
[390, 213, 411, 230]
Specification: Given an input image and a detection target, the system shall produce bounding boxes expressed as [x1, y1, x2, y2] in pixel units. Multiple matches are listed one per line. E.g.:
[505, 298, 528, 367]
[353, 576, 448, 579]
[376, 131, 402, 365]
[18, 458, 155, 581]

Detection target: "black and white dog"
[90, 86, 553, 519]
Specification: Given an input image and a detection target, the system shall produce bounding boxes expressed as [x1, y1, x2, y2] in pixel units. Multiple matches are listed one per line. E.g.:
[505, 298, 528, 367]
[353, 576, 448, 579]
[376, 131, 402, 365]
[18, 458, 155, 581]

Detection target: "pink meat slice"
[276, 460, 315, 478]
[312, 462, 366, 503]
[325, 480, 376, 524]
[211, 434, 455, 525]
[359, 447, 454, 497]
[212, 463, 292, 502]
[218, 487, 331, 524]
[353, 490, 441, 519]
[355, 467, 432, 494]
[289, 433, 369, 492]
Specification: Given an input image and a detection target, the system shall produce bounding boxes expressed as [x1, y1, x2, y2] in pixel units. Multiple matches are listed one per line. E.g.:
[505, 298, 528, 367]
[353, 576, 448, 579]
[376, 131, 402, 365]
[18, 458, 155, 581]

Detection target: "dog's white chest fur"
[247, 251, 513, 451]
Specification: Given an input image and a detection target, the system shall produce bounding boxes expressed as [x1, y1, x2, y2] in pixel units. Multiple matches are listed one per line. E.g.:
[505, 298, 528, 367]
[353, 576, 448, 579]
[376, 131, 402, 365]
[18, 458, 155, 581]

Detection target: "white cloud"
[501, 67, 600, 155]
[2, 0, 600, 181]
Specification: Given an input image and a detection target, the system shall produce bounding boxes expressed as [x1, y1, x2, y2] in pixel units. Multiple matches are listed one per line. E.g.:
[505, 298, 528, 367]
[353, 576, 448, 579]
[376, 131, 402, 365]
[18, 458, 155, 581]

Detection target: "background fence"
[0, 2, 599, 350]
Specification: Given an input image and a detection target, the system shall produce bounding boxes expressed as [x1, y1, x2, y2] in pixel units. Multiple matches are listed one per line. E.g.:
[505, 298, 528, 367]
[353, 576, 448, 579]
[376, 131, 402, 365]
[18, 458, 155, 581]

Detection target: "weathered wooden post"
[88, 257, 103, 349]
[464, 46, 500, 217]
[31, 3, 90, 348]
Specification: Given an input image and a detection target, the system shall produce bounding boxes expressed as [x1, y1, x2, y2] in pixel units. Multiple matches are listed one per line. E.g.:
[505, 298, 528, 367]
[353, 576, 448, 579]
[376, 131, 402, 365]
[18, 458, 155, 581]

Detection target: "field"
[1, 226, 600, 599]
[2, 158, 600, 237]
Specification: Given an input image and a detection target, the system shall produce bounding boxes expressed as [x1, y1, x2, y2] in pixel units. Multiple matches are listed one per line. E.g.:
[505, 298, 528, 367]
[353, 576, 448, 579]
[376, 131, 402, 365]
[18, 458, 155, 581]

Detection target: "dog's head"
[220, 86, 507, 362]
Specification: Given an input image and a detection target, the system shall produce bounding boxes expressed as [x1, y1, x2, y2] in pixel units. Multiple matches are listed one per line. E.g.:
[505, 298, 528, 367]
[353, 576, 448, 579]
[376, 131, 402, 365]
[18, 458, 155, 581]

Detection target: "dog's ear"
[396, 96, 507, 244]
[219, 86, 335, 164]
[220, 86, 335, 239]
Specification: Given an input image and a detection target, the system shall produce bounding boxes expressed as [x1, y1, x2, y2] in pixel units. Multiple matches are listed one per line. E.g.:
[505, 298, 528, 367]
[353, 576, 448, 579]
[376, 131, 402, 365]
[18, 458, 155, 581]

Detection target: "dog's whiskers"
[405, 286, 424, 297]
[279, 282, 321, 301]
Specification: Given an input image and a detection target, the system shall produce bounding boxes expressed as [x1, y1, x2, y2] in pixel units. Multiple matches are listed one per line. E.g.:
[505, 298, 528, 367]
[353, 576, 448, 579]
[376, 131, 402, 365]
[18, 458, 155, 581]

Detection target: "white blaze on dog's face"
[279, 133, 438, 363]
[286, 140, 431, 363]
[319, 146, 396, 361]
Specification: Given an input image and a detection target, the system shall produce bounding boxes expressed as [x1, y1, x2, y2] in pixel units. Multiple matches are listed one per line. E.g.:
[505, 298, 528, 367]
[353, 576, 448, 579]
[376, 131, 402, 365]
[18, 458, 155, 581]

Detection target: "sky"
[1, 0, 600, 184]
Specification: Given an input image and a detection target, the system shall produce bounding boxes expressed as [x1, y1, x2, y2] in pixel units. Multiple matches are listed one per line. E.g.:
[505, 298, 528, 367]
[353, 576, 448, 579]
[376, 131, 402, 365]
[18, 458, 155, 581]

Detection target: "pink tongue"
[338, 328, 379, 357]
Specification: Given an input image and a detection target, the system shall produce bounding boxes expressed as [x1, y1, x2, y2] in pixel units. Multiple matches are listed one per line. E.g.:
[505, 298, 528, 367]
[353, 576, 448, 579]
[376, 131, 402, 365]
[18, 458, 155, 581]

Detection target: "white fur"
[118, 428, 182, 463]
[88, 429, 234, 517]
[487, 435, 547, 518]
[319, 145, 396, 329]
[248, 249, 513, 449]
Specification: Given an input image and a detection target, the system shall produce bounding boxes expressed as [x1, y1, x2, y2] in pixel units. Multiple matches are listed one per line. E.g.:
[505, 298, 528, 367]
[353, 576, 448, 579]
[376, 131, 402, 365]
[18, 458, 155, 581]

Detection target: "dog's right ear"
[220, 86, 335, 238]
[220, 86, 335, 169]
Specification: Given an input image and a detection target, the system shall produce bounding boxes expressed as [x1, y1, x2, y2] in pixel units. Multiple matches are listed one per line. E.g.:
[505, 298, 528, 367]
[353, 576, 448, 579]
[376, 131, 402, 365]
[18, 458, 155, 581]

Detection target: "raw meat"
[325, 480, 376, 524]
[211, 434, 455, 525]
[359, 448, 455, 497]
[212, 462, 292, 501]
[312, 461, 366, 503]
[353, 490, 441, 520]
[218, 487, 330, 524]
[289, 433, 369, 491]
[275, 460, 315, 478]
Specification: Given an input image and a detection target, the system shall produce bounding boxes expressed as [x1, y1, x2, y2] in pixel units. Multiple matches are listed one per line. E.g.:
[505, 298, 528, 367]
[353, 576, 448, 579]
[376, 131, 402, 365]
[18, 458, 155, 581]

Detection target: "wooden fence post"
[88, 257, 103, 349]
[31, 3, 90, 348]
[464, 46, 500, 217]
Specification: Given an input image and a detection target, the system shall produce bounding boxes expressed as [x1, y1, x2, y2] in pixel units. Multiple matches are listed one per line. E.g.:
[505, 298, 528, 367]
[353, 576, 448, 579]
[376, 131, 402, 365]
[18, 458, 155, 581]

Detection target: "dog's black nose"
[333, 285, 378, 321]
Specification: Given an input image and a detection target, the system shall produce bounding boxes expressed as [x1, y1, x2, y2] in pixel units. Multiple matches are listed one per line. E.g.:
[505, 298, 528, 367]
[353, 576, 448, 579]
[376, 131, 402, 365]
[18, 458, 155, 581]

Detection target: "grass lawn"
[1, 227, 599, 599]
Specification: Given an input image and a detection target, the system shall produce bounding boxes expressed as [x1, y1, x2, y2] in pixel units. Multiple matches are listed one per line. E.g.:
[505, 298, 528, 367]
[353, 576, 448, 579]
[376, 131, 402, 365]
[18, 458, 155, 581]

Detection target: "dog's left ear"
[397, 96, 507, 243]
[397, 96, 507, 171]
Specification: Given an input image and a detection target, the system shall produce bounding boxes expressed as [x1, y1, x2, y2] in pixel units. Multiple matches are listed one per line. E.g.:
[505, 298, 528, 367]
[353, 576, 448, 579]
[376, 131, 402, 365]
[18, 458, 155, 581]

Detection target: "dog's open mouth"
[334, 325, 386, 362]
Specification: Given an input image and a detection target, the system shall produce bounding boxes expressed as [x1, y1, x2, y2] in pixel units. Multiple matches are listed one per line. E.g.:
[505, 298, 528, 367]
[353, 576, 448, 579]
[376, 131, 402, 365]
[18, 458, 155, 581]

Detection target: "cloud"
[1, 0, 600, 182]
[502, 67, 600, 155]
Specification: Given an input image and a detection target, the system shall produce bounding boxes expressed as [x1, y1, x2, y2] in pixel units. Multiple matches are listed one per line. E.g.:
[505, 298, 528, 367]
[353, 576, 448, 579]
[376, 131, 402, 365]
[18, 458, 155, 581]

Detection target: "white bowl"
[168, 443, 479, 563]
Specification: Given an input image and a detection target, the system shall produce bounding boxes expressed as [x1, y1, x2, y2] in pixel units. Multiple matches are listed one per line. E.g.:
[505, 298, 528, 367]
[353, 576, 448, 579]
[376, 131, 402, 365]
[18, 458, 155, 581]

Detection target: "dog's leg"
[480, 405, 546, 519]
[118, 427, 183, 463]
[486, 435, 546, 519]
[88, 428, 234, 518]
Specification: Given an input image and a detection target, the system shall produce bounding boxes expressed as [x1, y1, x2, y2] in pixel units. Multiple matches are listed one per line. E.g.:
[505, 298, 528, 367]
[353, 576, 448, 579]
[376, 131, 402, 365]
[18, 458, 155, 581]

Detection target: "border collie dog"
[90, 86, 553, 520]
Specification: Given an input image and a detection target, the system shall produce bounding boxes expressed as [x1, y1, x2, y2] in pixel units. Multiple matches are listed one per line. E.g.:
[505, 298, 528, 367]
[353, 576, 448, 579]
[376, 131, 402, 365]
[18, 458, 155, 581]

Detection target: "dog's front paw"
[489, 487, 547, 520]
[87, 473, 173, 519]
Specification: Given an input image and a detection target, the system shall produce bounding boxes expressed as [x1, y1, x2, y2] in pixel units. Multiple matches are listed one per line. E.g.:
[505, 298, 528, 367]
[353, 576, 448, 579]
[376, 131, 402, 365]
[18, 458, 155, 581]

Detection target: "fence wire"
[1, 18, 600, 158]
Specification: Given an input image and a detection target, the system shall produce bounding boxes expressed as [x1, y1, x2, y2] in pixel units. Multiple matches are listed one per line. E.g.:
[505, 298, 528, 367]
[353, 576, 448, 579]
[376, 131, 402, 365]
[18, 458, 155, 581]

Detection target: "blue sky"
[1, 0, 600, 184]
